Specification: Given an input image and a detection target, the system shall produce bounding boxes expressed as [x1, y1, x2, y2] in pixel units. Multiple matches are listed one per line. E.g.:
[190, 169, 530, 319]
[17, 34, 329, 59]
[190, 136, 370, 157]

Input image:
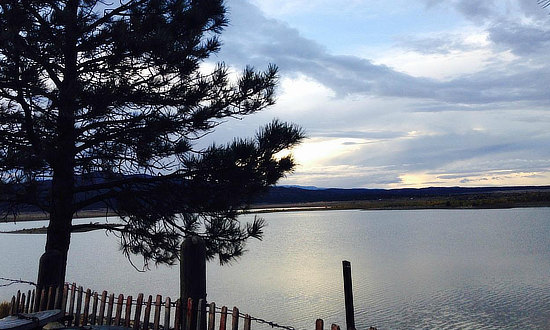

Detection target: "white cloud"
[372, 49, 493, 80]
[291, 137, 369, 168]
[275, 75, 335, 113]
[370, 26, 520, 80]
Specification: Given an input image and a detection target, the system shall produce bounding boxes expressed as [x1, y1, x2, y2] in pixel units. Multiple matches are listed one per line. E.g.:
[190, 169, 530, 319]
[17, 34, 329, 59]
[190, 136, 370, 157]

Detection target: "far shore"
[2, 191, 550, 232]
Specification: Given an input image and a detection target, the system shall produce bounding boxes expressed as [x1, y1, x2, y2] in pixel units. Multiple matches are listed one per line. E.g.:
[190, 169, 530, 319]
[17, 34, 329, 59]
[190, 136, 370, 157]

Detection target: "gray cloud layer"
[210, 0, 550, 188]
[220, 1, 550, 107]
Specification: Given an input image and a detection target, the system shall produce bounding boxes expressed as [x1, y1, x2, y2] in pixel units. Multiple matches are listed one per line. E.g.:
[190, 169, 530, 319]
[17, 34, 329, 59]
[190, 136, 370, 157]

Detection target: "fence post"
[231, 307, 239, 330]
[196, 299, 206, 330]
[9, 296, 15, 315]
[180, 236, 207, 330]
[316, 319, 324, 330]
[342, 260, 355, 330]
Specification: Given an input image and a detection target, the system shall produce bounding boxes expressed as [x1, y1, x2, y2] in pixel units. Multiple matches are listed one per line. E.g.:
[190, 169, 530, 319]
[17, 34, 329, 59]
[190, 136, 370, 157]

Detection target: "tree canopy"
[0, 0, 304, 286]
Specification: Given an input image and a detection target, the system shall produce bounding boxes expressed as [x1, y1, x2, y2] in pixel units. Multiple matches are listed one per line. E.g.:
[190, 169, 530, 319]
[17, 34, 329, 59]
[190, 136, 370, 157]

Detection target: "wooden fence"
[9, 283, 346, 329]
[9, 283, 252, 330]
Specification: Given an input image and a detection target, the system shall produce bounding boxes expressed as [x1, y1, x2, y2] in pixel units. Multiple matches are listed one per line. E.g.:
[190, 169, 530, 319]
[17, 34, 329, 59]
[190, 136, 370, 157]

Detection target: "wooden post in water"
[342, 260, 355, 330]
[180, 236, 207, 330]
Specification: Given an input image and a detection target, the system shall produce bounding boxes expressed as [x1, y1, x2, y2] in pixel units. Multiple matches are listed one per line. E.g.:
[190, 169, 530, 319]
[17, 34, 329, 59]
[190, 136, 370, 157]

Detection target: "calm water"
[1, 208, 550, 329]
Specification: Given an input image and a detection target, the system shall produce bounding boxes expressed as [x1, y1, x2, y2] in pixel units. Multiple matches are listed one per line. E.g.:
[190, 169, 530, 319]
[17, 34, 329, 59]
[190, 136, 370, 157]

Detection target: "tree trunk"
[37, 167, 74, 291]
[36, 135, 76, 290]
[37, 0, 79, 292]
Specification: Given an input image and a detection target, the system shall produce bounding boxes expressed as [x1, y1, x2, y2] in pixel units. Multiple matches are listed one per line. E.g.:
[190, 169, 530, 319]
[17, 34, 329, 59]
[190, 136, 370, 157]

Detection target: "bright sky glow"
[207, 0, 550, 188]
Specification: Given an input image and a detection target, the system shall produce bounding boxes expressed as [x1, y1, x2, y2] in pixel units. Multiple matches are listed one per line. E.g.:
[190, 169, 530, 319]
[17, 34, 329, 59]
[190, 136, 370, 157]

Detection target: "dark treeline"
[253, 185, 550, 205]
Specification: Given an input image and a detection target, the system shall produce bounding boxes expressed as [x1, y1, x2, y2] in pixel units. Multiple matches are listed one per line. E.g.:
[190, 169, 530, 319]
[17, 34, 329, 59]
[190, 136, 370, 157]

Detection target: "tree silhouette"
[0, 0, 304, 289]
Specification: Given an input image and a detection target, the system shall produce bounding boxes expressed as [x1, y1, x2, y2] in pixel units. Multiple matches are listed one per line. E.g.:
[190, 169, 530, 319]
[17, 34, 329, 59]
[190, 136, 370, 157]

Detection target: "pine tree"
[0, 0, 304, 289]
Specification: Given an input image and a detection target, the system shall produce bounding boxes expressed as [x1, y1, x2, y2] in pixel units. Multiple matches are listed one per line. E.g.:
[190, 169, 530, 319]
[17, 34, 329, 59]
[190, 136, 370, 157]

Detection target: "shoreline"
[2, 193, 549, 228]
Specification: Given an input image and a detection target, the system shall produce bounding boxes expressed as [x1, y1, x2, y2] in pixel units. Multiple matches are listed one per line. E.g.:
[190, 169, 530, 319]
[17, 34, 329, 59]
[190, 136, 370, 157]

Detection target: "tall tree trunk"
[36, 98, 76, 291]
[37, 0, 78, 292]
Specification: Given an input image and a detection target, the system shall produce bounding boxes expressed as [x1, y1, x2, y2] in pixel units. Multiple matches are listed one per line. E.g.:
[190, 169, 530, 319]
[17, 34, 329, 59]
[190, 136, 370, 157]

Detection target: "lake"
[1, 208, 550, 329]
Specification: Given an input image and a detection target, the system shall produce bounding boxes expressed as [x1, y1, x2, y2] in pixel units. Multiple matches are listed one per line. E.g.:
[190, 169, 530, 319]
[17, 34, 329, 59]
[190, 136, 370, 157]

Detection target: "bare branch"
[0, 277, 36, 287]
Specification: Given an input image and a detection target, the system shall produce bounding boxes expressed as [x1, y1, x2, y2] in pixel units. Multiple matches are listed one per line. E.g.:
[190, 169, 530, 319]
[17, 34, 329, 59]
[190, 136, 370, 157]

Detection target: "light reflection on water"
[1, 208, 550, 329]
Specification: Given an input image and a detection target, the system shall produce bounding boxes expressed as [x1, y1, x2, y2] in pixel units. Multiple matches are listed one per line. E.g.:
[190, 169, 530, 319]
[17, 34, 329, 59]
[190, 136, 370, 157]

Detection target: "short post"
[180, 236, 207, 330]
[342, 260, 355, 330]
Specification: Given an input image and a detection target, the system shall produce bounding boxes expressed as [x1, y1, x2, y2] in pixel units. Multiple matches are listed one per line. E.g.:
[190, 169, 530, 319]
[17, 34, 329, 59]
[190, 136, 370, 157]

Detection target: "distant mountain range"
[253, 185, 550, 205]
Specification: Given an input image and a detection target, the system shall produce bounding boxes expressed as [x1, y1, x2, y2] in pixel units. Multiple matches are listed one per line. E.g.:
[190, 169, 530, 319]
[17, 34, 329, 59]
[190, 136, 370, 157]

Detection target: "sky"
[202, 0, 550, 189]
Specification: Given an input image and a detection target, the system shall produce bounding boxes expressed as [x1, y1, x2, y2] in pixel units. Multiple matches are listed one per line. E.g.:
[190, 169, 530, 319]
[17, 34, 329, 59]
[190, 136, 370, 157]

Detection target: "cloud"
[395, 33, 480, 55]
[313, 114, 550, 186]
[418, 0, 550, 51]
[313, 130, 405, 140]
[220, 1, 434, 96]
[281, 164, 404, 188]
[455, 0, 497, 22]
[488, 21, 550, 56]
[206, 0, 550, 188]
[219, 1, 550, 108]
